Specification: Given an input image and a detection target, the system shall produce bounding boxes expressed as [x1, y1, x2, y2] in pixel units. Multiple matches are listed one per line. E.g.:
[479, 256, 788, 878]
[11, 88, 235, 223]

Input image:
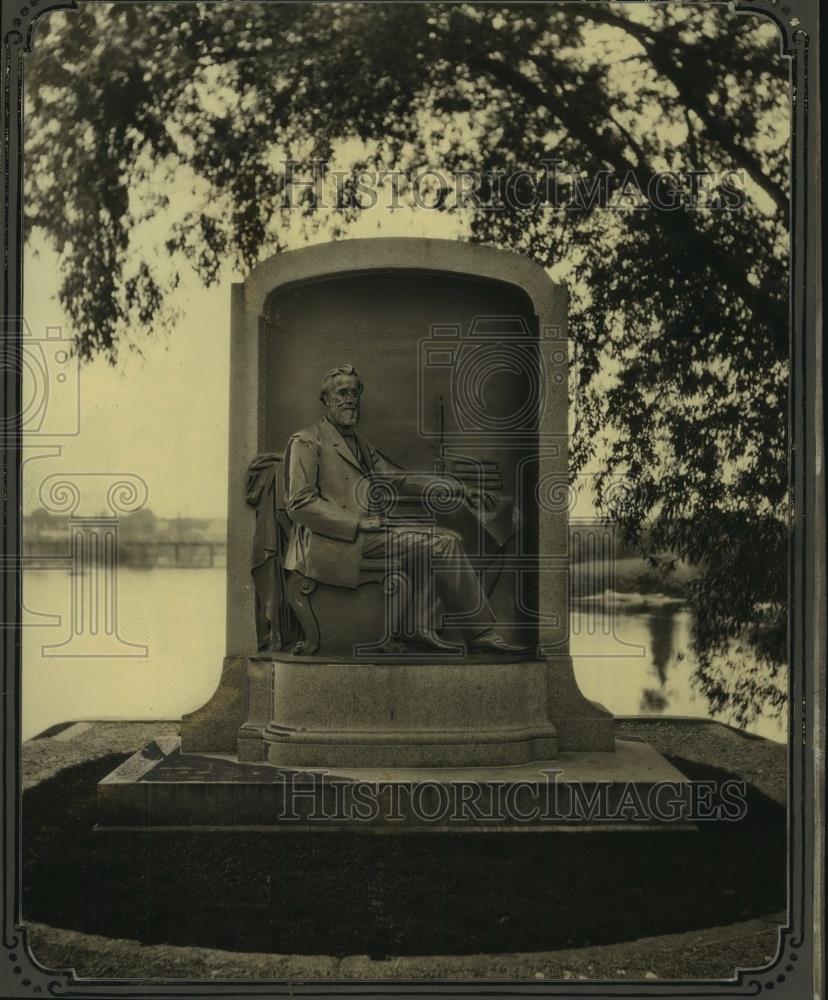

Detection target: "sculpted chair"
[246, 451, 410, 659]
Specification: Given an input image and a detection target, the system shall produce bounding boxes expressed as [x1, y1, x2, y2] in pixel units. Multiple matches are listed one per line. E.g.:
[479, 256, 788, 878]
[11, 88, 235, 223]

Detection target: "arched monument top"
[243, 237, 565, 322]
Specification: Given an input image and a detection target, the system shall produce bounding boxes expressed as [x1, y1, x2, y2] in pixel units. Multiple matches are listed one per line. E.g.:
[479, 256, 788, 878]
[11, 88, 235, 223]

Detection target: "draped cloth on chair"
[245, 453, 298, 651]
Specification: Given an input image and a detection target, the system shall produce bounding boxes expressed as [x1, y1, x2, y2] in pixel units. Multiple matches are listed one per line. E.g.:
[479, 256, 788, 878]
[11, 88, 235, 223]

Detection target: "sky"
[24, 234, 234, 519]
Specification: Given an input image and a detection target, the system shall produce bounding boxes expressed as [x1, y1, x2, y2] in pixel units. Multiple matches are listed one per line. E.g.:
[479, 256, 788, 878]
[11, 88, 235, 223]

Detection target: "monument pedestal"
[244, 657, 558, 768]
[181, 653, 614, 767]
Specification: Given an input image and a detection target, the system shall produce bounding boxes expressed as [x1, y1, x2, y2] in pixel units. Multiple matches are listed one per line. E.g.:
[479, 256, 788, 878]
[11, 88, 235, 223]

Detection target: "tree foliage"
[25, 2, 790, 725]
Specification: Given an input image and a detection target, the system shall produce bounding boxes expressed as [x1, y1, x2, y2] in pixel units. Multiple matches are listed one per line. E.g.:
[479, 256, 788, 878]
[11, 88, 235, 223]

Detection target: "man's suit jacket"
[284, 417, 403, 589]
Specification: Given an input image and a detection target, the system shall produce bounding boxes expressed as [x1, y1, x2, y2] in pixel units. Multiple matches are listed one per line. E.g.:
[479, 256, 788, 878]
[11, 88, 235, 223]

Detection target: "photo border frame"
[1, 0, 822, 997]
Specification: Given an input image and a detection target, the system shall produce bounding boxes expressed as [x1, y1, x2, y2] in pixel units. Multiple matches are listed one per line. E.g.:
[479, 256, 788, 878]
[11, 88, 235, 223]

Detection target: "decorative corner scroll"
[3, 0, 78, 53]
[2, 925, 71, 998]
[734, 0, 810, 52]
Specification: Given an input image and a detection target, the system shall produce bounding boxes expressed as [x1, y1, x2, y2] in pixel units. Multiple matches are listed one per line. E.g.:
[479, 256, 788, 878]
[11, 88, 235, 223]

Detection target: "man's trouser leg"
[362, 527, 494, 638]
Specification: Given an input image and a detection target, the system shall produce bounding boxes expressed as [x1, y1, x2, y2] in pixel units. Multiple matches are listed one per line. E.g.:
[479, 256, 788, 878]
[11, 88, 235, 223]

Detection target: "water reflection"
[570, 599, 785, 742]
[639, 606, 677, 713]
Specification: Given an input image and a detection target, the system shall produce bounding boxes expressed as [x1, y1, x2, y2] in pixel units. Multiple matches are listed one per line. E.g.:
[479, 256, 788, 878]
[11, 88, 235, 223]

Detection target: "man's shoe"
[467, 629, 532, 656]
[408, 631, 462, 654]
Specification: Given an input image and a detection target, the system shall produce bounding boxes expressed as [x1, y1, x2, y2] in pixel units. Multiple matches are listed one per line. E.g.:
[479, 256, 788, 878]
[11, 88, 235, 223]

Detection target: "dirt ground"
[21, 717, 788, 981]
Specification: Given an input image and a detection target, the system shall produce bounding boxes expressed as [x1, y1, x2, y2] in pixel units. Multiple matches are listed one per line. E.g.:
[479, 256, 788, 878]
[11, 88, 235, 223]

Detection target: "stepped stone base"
[98, 737, 693, 832]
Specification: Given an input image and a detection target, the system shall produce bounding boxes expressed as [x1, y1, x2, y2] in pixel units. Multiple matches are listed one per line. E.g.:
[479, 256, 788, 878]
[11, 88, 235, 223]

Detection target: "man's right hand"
[359, 516, 386, 532]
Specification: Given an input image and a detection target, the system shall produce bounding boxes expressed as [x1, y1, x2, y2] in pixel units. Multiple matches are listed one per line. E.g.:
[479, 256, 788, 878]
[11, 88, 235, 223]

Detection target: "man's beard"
[335, 406, 359, 427]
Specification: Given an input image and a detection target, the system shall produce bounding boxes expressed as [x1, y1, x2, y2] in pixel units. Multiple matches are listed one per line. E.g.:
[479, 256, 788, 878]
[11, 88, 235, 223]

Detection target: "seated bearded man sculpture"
[284, 364, 529, 655]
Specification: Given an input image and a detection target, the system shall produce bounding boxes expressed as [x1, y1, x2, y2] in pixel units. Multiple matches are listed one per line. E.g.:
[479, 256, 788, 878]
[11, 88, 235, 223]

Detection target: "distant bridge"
[23, 539, 227, 569]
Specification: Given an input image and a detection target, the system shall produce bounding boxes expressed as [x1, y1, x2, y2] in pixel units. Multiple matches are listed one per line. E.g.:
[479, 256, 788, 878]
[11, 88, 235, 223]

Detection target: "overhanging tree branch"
[577, 6, 789, 216]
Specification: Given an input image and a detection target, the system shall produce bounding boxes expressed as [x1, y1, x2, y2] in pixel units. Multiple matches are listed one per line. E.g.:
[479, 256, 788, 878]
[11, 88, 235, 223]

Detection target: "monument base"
[250, 656, 560, 768]
[182, 654, 614, 767]
[97, 737, 694, 831]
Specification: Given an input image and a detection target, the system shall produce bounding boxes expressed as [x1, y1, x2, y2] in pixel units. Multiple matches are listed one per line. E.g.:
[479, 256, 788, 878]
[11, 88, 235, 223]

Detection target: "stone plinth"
[97, 737, 693, 832]
[255, 657, 557, 768]
[183, 653, 613, 764]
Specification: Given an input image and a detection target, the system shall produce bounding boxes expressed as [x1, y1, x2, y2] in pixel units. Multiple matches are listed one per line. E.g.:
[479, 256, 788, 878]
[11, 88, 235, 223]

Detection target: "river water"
[21, 568, 787, 743]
